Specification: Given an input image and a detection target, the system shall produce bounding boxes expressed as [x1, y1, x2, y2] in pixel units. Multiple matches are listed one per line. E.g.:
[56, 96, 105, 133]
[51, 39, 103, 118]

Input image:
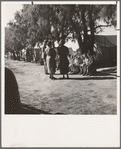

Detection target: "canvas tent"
[93, 35, 117, 66]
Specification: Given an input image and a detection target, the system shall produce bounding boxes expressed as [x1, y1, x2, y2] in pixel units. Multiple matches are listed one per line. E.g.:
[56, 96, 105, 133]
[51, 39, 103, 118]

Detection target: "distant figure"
[45, 41, 56, 80]
[12, 50, 16, 60]
[58, 39, 69, 79]
[43, 41, 49, 74]
[26, 45, 33, 62]
[5, 67, 21, 114]
[26, 48, 30, 62]
[21, 49, 26, 61]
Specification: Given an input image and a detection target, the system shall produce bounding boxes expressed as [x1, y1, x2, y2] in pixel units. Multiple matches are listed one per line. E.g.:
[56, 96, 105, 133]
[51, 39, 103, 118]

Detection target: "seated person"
[68, 56, 80, 74]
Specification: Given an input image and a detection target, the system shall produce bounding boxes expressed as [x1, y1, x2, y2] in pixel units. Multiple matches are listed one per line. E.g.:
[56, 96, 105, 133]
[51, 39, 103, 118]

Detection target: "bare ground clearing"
[5, 59, 117, 114]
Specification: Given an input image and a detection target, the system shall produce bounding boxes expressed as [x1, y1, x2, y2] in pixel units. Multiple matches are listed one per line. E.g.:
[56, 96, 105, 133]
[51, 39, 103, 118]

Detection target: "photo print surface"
[1, 1, 120, 147]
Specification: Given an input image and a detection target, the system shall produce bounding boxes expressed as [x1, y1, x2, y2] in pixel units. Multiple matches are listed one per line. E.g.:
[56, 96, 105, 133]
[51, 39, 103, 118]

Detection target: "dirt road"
[5, 59, 117, 114]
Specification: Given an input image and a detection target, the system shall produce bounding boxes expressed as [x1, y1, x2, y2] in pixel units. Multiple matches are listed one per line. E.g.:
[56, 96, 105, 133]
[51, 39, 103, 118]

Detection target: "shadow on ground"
[56, 66, 117, 79]
[58, 76, 116, 80]
[21, 103, 64, 114]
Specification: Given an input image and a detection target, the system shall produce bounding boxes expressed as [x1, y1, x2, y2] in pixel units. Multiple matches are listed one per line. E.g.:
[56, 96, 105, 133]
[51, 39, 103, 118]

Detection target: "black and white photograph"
[1, 1, 120, 147]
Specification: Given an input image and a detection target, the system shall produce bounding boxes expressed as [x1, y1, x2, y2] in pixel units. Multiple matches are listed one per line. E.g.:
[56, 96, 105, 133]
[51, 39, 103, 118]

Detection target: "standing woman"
[58, 39, 69, 79]
[43, 40, 48, 74]
[45, 41, 56, 80]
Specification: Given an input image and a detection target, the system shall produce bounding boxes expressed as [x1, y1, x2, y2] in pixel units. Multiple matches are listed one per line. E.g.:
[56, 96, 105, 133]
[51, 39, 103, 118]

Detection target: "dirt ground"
[5, 59, 117, 114]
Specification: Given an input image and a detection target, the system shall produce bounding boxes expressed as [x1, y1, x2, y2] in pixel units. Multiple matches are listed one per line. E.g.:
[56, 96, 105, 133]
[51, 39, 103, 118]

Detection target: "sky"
[2, 2, 25, 27]
[2, 2, 117, 51]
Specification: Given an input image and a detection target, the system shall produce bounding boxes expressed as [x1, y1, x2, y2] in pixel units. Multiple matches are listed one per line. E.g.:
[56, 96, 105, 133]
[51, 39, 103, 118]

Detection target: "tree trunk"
[76, 32, 84, 55]
[89, 6, 94, 55]
[68, 6, 84, 55]
[81, 6, 88, 54]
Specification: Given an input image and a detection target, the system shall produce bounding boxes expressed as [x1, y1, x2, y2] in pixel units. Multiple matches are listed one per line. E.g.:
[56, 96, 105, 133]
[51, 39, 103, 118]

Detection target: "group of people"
[43, 39, 69, 80]
[42, 39, 97, 80]
[69, 51, 96, 76]
[80, 52, 96, 76]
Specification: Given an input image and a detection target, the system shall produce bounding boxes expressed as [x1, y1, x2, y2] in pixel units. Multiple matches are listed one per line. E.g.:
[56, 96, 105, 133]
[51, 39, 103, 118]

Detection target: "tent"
[93, 35, 117, 66]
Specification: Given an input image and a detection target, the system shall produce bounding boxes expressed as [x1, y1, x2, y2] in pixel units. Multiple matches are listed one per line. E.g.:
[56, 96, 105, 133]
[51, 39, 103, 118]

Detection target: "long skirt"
[44, 61, 48, 74]
[46, 56, 56, 74]
[59, 61, 69, 74]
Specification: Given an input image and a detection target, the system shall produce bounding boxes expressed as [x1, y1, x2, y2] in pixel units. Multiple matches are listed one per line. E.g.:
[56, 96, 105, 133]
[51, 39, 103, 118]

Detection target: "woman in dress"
[45, 41, 56, 80]
[43, 40, 49, 74]
[58, 39, 69, 79]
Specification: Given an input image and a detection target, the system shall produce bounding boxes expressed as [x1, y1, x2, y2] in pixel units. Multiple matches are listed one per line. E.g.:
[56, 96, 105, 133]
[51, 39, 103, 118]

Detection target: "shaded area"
[21, 103, 64, 114]
[56, 66, 117, 77]
[5, 67, 21, 114]
[95, 72, 117, 77]
[58, 76, 116, 80]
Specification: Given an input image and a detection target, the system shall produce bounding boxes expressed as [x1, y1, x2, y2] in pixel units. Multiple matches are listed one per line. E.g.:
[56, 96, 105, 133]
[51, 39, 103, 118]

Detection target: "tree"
[5, 27, 14, 54]
[26, 4, 52, 45]
[5, 4, 116, 55]
[59, 5, 117, 55]
[7, 10, 28, 51]
[26, 4, 73, 45]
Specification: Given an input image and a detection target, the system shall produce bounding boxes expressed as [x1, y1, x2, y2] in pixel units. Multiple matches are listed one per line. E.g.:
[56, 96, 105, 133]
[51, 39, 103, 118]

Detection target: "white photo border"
[1, 1, 120, 147]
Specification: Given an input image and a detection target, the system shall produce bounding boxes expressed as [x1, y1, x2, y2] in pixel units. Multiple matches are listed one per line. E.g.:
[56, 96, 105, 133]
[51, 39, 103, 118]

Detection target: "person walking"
[45, 41, 56, 80]
[57, 39, 69, 79]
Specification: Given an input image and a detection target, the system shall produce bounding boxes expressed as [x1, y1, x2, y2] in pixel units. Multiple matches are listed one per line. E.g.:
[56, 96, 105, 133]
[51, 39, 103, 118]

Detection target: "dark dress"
[58, 46, 69, 74]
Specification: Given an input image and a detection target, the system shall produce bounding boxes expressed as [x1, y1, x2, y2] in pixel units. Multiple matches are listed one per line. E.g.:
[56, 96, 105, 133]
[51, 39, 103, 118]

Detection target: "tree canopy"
[5, 4, 116, 54]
